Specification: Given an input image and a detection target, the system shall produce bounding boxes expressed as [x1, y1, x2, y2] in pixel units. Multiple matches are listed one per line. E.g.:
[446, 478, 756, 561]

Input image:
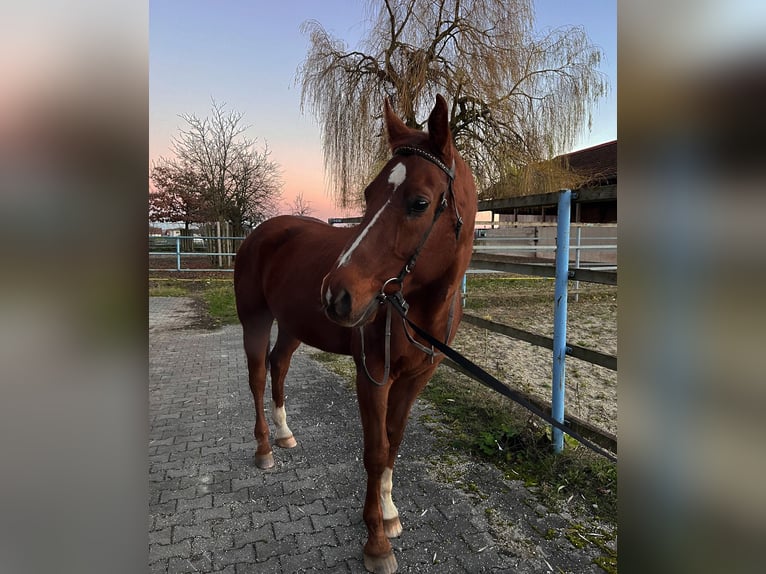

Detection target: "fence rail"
[469, 253, 617, 285]
[149, 235, 242, 272]
[460, 313, 617, 371]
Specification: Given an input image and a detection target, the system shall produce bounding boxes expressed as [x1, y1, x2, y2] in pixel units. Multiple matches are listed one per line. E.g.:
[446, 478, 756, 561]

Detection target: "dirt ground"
[455, 278, 617, 437]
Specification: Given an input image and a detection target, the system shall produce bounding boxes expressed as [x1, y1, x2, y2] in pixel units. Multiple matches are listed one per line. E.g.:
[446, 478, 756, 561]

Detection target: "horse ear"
[428, 94, 453, 163]
[384, 97, 411, 150]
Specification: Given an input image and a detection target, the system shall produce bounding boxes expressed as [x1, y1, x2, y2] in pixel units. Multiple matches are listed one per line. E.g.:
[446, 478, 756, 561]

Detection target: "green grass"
[148, 278, 239, 326]
[467, 274, 554, 292]
[421, 368, 617, 523]
[201, 284, 239, 324]
[149, 285, 188, 297]
[464, 274, 556, 311]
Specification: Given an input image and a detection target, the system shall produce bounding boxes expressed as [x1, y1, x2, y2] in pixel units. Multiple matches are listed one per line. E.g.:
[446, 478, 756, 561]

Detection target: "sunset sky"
[150, 0, 616, 222]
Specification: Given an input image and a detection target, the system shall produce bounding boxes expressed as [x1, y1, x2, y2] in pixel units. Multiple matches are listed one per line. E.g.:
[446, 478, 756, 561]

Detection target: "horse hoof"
[254, 452, 274, 469]
[275, 435, 298, 449]
[383, 517, 402, 538]
[363, 550, 398, 574]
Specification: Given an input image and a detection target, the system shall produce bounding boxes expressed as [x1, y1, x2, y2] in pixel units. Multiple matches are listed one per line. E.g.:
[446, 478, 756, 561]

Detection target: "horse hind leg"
[269, 329, 300, 449]
[242, 315, 275, 469]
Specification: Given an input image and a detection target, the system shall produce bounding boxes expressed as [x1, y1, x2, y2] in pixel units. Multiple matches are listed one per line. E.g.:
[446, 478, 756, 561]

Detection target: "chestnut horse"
[234, 95, 476, 573]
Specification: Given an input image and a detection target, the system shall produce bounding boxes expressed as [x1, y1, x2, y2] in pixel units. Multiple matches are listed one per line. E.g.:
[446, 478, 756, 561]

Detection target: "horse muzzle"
[321, 273, 379, 328]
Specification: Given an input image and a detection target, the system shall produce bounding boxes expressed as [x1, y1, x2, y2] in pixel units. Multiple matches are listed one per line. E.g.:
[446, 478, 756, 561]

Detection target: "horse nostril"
[331, 288, 352, 320]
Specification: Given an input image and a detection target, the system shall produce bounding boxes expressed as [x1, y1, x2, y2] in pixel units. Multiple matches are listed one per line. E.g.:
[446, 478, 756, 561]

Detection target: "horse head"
[321, 94, 476, 327]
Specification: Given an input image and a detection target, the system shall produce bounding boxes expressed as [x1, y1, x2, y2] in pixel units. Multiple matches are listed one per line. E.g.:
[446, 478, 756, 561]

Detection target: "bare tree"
[167, 100, 283, 235]
[224, 142, 283, 232]
[290, 192, 314, 217]
[298, 0, 607, 204]
[149, 159, 209, 233]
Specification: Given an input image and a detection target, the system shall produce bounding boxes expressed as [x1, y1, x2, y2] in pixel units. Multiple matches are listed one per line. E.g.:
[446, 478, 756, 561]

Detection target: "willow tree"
[298, 0, 607, 205]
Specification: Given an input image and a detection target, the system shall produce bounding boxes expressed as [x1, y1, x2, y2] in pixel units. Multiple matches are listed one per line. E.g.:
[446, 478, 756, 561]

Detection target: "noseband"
[358, 145, 464, 386]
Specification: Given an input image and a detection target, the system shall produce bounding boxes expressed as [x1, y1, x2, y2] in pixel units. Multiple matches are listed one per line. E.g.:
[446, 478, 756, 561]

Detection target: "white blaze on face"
[379, 467, 398, 520]
[272, 401, 293, 440]
[388, 161, 406, 190]
[335, 162, 406, 268]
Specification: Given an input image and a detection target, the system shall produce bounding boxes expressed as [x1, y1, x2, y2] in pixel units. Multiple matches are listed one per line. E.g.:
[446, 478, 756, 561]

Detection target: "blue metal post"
[175, 236, 181, 271]
[552, 189, 572, 453]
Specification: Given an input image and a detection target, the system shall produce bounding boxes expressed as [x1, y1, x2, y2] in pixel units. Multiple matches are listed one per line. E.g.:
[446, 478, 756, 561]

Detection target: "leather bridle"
[358, 145, 463, 386]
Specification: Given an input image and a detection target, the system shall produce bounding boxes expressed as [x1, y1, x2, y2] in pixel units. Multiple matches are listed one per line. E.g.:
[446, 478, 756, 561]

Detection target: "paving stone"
[310, 508, 352, 531]
[173, 523, 213, 543]
[176, 494, 212, 513]
[251, 505, 289, 527]
[279, 548, 323, 573]
[233, 522, 274, 548]
[149, 539, 192, 563]
[195, 506, 232, 522]
[294, 527, 338, 553]
[148, 558, 168, 573]
[254, 535, 296, 561]
[236, 556, 280, 573]
[190, 533, 234, 556]
[149, 527, 172, 546]
[159, 485, 198, 503]
[273, 515, 314, 540]
[288, 498, 326, 521]
[153, 510, 195, 530]
[215, 544, 255, 568]
[320, 545, 356, 570]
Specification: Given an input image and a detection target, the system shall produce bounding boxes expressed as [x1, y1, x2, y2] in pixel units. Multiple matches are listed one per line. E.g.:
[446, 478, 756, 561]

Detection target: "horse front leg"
[380, 367, 436, 539]
[356, 370, 398, 574]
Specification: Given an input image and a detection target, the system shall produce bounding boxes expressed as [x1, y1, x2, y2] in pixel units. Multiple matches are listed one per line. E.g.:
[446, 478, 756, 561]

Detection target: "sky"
[150, 0, 616, 222]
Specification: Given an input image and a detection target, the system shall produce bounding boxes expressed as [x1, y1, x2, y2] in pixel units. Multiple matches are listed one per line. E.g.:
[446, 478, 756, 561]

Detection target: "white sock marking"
[380, 467, 398, 520]
[272, 401, 293, 440]
[335, 162, 406, 268]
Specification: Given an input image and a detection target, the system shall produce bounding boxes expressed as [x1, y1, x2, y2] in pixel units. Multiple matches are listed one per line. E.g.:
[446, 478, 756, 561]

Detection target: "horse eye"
[409, 198, 430, 214]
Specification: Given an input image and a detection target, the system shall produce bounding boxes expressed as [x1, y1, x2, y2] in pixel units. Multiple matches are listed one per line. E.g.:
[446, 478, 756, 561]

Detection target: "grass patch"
[149, 277, 239, 326]
[201, 285, 239, 325]
[149, 285, 188, 297]
[310, 351, 356, 390]
[421, 368, 617, 525]
[464, 274, 556, 311]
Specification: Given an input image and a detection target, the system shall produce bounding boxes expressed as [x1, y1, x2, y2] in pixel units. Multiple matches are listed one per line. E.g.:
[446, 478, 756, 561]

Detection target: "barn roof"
[559, 140, 617, 186]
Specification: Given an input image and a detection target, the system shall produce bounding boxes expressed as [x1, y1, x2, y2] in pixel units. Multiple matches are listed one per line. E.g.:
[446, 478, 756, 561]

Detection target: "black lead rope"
[384, 294, 618, 463]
